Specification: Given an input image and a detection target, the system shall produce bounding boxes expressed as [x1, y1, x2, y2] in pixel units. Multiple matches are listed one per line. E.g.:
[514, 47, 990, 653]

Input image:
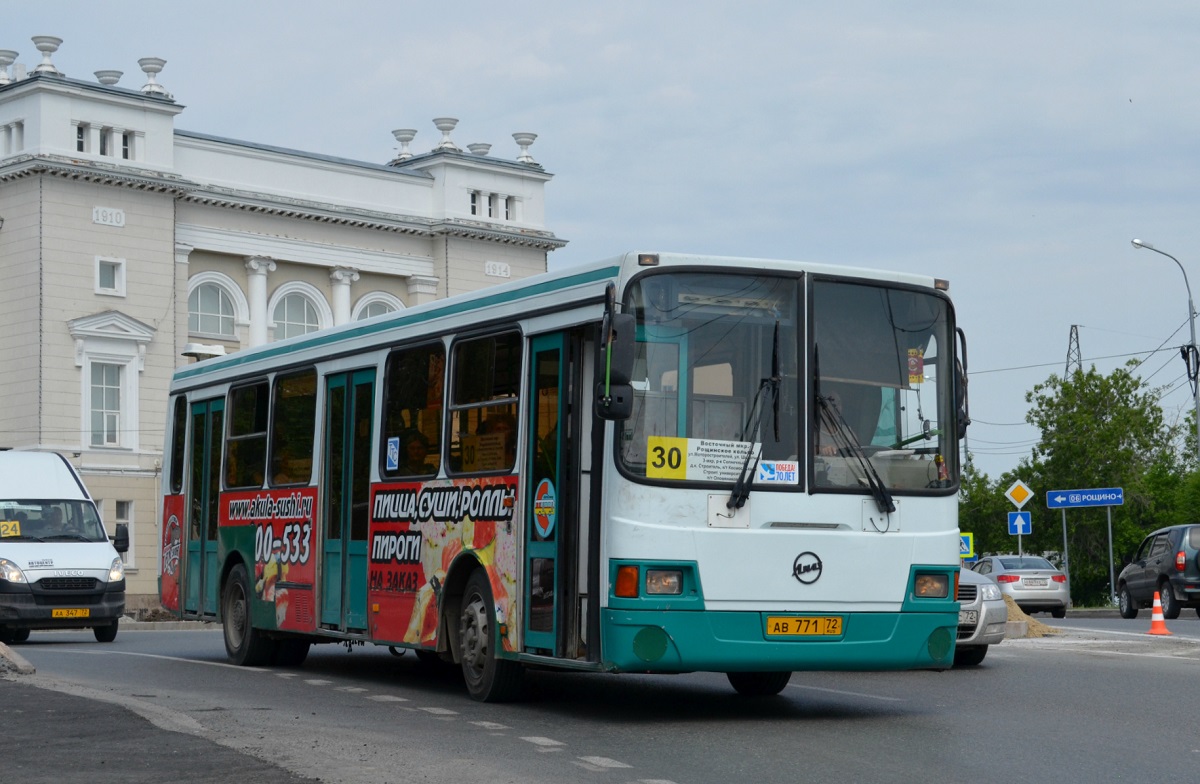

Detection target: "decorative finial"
[0, 50, 17, 85]
[389, 129, 417, 162]
[432, 118, 460, 151]
[467, 143, 491, 156]
[31, 36, 63, 76]
[94, 70, 123, 86]
[512, 132, 538, 165]
[138, 57, 170, 98]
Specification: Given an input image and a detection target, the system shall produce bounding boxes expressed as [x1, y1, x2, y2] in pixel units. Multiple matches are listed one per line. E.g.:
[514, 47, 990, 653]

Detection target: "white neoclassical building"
[0, 37, 565, 608]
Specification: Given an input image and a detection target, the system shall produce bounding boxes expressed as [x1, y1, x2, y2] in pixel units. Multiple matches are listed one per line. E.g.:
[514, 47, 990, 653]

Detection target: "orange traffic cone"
[1147, 591, 1172, 636]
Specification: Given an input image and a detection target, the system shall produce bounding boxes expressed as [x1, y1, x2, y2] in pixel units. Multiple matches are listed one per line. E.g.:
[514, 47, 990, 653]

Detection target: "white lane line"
[367, 695, 409, 702]
[335, 686, 368, 693]
[576, 756, 632, 769]
[419, 707, 458, 715]
[33, 649, 266, 671]
[470, 721, 510, 730]
[276, 672, 299, 678]
[522, 736, 566, 752]
[303, 679, 333, 686]
[788, 683, 903, 702]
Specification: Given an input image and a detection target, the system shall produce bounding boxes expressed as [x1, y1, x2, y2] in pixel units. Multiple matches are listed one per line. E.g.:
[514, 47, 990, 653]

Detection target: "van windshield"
[0, 501, 107, 542]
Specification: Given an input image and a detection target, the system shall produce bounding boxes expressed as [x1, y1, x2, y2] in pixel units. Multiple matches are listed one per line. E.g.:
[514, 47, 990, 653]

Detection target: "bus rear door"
[184, 398, 223, 617]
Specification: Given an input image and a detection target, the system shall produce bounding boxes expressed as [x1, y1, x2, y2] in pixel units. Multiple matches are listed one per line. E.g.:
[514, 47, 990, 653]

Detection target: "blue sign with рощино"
[1045, 487, 1124, 509]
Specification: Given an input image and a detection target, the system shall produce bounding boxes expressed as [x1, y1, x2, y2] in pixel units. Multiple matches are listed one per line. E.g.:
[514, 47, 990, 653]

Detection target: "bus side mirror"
[595, 382, 634, 420]
[604, 313, 636, 386]
[113, 523, 130, 554]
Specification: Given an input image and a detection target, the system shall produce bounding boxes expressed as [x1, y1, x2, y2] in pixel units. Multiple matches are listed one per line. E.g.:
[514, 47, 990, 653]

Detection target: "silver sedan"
[955, 567, 1008, 666]
[971, 555, 1069, 618]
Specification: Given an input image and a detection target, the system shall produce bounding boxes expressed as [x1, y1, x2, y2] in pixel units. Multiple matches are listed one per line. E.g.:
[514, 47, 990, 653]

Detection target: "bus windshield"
[812, 278, 956, 492]
[618, 271, 957, 493]
[619, 272, 800, 482]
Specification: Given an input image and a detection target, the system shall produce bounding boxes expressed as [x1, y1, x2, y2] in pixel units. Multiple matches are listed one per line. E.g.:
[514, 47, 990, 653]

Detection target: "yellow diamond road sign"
[1005, 480, 1033, 509]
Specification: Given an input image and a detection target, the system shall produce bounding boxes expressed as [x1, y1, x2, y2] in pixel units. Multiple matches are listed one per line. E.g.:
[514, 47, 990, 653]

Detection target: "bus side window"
[269, 369, 317, 486]
[169, 396, 188, 494]
[447, 332, 521, 474]
[381, 343, 445, 478]
[226, 380, 269, 489]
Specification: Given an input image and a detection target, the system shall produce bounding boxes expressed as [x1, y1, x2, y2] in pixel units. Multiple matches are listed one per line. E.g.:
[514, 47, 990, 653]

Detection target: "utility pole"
[1065, 325, 1082, 377]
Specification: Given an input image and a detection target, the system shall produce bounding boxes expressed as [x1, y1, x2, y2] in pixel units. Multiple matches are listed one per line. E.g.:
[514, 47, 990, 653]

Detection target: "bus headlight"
[913, 572, 949, 598]
[646, 569, 683, 595]
[108, 557, 125, 583]
[0, 558, 27, 583]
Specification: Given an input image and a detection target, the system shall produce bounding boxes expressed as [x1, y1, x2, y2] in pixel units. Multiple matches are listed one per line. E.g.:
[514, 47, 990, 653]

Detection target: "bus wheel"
[93, 620, 118, 643]
[726, 671, 791, 697]
[223, 563, 276, 666]
[459, 570, 522, 702]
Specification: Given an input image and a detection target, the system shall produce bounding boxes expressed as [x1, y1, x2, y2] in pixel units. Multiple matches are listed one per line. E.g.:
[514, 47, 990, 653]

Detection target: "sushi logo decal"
[792, 551, 823, 585]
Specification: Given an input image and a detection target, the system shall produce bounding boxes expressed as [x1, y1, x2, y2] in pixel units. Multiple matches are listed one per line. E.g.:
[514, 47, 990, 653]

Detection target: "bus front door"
[320, 369, 374, 632]
[184, 398, 224, 617]
[524, 332, 582, 657]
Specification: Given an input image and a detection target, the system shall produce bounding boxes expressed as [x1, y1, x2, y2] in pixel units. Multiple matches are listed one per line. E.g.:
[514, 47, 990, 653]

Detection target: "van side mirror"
[113, 523, 129, 554]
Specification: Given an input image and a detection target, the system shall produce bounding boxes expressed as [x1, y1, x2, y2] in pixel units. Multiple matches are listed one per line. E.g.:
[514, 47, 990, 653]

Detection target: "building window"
[470, 190, 479, 216]
[95, 256, 126, 297]
[76, 123, 87, 152]
[356, 301, 394, 320]
[122, 132, 132, 160]
[273, 294, 320, 340]
[189, 282, 236, 337]
[115, 500, 134, 568]
[99, 127, 110, 157]
[505, 196, 513, 220]
[90, 362, 122, 447]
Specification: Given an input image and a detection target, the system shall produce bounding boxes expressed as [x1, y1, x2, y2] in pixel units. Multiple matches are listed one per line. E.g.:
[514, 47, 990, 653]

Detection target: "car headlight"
[980, 583, 1002, 601]
[0, 558, 27, 583]
[108, 557, 125, 582]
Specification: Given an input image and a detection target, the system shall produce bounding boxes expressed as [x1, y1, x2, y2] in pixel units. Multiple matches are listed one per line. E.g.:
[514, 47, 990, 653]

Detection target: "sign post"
[1005, 480, 1033, 557]
[1047, 487, 1124, 604]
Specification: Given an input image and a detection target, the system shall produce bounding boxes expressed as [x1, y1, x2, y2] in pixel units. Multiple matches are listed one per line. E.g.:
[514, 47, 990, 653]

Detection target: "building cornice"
[433, 219, 568, 250]
[0, 154, 194, 194]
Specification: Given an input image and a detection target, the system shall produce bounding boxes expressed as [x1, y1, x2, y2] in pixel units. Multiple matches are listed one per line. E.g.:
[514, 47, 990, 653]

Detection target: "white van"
[0, 451, 129, 643]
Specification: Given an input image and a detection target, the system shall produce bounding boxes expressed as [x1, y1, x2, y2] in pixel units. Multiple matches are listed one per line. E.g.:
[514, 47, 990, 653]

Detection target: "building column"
[245, 256, 276, 347]
[329, 267, 360, 326]
[174, 243, 193, 366]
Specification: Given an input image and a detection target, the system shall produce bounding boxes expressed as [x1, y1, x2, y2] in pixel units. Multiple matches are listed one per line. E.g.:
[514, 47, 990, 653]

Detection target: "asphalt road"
[3, 620, 1198, 784]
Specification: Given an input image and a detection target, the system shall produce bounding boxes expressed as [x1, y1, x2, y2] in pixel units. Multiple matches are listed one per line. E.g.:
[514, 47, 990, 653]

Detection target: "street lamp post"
[1132, 238, 1200, 463]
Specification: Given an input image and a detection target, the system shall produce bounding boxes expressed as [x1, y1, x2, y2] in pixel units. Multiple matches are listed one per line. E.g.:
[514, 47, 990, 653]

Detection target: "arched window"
[188, 282, 236, 337]
[357, 301, 394, 320]
[273, 293, 321, 340]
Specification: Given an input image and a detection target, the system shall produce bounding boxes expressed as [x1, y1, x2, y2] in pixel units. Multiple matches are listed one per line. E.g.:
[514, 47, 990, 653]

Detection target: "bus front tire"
[223, 563, 276, 666]
[459, 570, 522, 702]
[0, 626, 30, 644]
[93, 620, 118, 643]
[726, 671, 792, 697]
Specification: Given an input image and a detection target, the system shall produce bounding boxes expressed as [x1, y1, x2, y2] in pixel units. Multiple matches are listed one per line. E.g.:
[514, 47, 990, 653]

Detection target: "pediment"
[67, 310, 157, 343]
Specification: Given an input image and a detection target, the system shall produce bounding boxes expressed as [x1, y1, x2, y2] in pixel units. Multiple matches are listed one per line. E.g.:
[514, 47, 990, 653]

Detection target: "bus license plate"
[51, 608, 90, 619]
[766, 616, 842, 637]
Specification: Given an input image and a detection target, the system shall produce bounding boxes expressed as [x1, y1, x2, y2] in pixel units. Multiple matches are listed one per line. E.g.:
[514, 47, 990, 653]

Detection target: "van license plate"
[51, 609, 90, 618]
[765, 616, 843, 636]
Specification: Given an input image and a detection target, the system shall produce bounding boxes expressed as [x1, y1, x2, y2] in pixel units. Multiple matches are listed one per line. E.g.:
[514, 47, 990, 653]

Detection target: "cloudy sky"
[8, 2, 1200, 481]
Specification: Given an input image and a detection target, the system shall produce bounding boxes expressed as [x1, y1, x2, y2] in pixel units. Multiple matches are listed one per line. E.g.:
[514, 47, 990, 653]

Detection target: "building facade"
[0, 38, 565, 608]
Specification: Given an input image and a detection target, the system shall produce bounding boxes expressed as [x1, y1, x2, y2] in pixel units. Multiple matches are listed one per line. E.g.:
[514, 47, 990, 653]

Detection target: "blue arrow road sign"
[1046, 487, 1124, 509]
[1008, 511, 1032, 536]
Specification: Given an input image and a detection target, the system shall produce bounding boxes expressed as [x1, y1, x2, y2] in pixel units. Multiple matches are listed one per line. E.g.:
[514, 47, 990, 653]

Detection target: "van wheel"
[726, 671, 792, 696]
[223, 563, 276, 666]
[0, 626, 30, 644]
[93, 620, 119, 643]
[954, 645, 988, 667]
[1158, 583, 1181, 620]
[459, 569, 522, 702]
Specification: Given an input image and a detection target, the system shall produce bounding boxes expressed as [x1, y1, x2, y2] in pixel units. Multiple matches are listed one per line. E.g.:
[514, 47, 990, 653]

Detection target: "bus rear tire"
[223, 562, 276, 666]
[726, 671, 791, 697]
[459, 569, 522, 702]
[93, 620, 119, 643]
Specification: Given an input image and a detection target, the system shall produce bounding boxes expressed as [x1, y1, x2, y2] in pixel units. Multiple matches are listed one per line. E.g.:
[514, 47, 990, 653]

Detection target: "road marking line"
[419, 707, 458, 715]
[367, 695, 409, 702]
[470, 721, 510, 730]
[303, 679, 333, 686]
[335, 686, 368, 693]
[788, 683, 903, 702]
[522, 736, 566, 751]
[577, 756, 632, 768]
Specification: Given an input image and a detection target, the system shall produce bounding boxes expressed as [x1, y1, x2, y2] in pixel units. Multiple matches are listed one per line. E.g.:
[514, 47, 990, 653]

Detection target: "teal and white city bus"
[159, 251, 968, 701]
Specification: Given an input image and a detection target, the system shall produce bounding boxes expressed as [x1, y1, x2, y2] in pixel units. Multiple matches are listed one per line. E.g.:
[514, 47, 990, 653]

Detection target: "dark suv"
[1117, 524, 1200, 620]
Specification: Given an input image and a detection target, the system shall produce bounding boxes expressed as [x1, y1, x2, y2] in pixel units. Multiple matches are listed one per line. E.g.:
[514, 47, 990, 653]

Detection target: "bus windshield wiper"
[728, 321, 782, 511]
[815, 394, 895, 515]
[44, 533, 92, 542]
